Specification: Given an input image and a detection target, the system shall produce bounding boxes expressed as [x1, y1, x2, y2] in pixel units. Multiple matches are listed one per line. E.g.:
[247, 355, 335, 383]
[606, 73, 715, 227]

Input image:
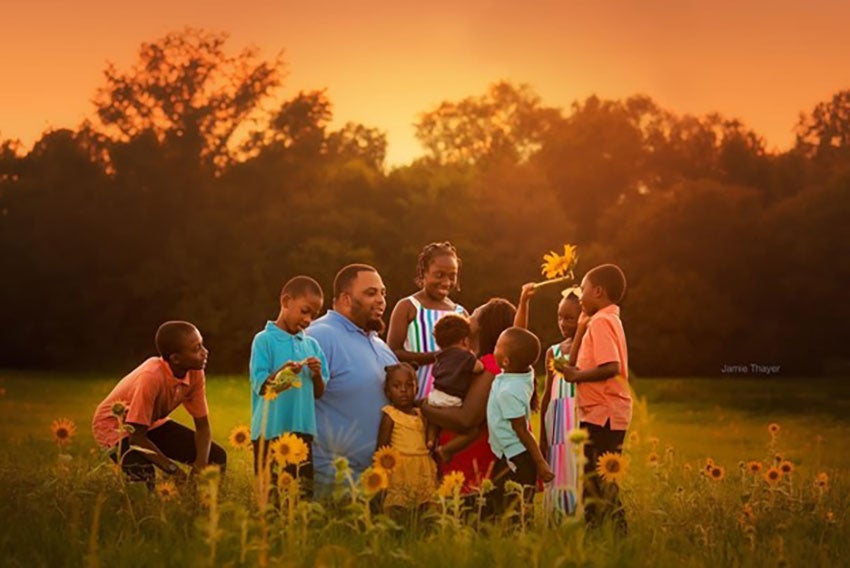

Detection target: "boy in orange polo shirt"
[561, 264, 630, 532]
[92, 321, 226, 488]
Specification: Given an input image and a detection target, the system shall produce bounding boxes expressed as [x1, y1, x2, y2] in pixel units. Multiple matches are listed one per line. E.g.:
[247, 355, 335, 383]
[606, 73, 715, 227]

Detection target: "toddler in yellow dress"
[377, 363, 437, 510]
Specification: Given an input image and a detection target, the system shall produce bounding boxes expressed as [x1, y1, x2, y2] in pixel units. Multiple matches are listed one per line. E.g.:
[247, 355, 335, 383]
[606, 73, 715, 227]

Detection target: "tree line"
[1, 28, 848, 377]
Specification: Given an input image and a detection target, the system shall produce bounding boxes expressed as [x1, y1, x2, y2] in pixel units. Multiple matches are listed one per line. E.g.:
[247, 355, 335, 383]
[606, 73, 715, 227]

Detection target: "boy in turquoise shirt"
[487, 326, 554, 514]
[250, 276, 329, 496]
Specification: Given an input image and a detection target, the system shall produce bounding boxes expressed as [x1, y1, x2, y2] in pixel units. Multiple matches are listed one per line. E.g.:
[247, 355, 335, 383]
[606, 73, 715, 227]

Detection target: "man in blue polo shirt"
[307, 264, 398, 489]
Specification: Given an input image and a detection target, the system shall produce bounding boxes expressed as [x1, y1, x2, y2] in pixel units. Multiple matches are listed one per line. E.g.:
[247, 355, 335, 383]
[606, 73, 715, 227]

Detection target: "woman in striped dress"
[388, 242, 466, 398]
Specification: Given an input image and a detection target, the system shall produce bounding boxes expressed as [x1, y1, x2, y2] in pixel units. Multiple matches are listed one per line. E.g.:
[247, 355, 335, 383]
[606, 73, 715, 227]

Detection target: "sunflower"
[156, 480, 179, 501]
[764, 467, 782, 486]
[228, 425, 252, 450]
[541, 244, 578, 280]
[51, 418, 76, 447]
[814, 472, 829, 490]
[647, 452, 660, 466]
[768, 423, 781, 436]
[547, 356, 567, 380]
[373, 446, 400, 471]
[704, 458, 715, 473]
[746, 460, 763, 475]
[779, 460, 794, 475]
[110, 400, 128, 419]
[361, 467, 389, 495]
[628, 431, 640, 446]
[436, 471, 466, 498]
[199, 464, 222, 483]
[596, 452, 629, 484]
[709, 466, 725, 481]
[271, 433, 309, 466]
[277, 472, 297, 493]
[568, 428, 590, 445]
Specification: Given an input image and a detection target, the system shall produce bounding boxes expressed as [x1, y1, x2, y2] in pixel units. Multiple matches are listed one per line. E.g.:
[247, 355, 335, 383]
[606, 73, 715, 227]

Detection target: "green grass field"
[1, 372, 848, 567]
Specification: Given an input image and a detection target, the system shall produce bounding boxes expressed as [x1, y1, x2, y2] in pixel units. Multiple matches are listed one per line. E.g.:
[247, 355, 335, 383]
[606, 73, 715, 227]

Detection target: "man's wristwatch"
[163, 462, 179, 475]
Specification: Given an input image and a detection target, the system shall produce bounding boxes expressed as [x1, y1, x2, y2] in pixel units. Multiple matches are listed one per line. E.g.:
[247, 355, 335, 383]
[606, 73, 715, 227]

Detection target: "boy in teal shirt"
[487, 326, 554, 514]
[250, 276, 329, 496]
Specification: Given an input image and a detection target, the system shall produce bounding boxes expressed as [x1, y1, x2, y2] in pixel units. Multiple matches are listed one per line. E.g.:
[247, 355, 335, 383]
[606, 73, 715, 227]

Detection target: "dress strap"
[407, 295, 422, 310]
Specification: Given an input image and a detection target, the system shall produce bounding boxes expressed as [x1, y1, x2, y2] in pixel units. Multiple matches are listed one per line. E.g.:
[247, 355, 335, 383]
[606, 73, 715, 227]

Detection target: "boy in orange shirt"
[92, 321, 226, 488]
[561, 264, 630, 532]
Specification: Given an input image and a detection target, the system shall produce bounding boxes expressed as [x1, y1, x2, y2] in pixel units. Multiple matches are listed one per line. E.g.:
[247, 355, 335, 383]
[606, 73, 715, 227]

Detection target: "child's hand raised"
[519, 282, 538, 304]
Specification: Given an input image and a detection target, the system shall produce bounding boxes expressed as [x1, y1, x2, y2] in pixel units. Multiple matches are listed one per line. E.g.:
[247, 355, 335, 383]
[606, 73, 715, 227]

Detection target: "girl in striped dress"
[515, 284, 582, 516]
[387, 242, 466, 399]
[540, 291, 582, 516]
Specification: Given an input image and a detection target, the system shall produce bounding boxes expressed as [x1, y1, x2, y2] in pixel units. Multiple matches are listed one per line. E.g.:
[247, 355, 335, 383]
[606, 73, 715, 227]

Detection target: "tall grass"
[0, 373, 847, 567]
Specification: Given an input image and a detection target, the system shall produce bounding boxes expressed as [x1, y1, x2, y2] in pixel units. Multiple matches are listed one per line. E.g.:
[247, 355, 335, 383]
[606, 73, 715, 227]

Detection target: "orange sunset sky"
[2, 0, 849, 166]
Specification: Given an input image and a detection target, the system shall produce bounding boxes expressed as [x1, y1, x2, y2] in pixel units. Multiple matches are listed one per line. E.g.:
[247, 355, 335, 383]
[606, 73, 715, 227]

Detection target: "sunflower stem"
[533, 275, 574, 289]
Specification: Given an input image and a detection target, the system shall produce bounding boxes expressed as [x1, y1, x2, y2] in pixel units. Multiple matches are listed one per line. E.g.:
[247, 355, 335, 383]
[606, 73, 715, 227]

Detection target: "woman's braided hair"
[414, 241, 462, 291]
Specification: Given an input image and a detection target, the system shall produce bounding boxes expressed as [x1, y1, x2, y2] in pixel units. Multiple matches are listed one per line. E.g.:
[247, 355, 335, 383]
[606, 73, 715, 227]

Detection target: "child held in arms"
[425, 313, 485, 463]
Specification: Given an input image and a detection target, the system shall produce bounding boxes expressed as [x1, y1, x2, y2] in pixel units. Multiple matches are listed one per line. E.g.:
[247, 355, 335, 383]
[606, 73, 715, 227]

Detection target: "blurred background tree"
[1, 28, 848, 377]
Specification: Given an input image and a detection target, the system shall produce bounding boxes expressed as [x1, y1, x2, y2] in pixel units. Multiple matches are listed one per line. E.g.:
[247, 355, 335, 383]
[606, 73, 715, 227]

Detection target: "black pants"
[487, 450, 537, 517]
[111, 420, 227, 488]
[252, 433, 314, 499]
[581, 420, 627, 531]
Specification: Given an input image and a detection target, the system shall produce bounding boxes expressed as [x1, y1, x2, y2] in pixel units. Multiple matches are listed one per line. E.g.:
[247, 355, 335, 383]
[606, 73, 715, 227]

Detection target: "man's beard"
[351, 298, 386, 334]
[364, 317, 385, 334]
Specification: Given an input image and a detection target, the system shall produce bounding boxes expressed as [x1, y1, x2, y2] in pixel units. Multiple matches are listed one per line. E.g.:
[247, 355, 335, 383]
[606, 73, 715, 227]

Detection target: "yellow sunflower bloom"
[277, 472, 298, 493]
[647, 452, 660, 466]
[764, 467, 782, 486]
[361, 467, 389, 495]
[228, 425, 252, 450]
[814, 472, 829, 490]
[709, 466, 725, 481]
[51, 418, 77, 447]
[779, 460, 794, 475]
[156, 480, 179, 501]
[768, 423, 780, 436]
[540, 244, 578, 280]
[436, 471, 466, 498]
[373, 446, 401, 471]
[596, 452, 629, 484]
[746, 460, 763, 474]
[271, 433, 310, 466]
